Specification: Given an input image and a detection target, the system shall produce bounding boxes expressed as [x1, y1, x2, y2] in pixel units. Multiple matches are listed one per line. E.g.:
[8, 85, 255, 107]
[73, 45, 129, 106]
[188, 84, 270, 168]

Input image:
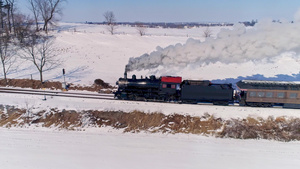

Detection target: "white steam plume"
[126, 21, 300, 72]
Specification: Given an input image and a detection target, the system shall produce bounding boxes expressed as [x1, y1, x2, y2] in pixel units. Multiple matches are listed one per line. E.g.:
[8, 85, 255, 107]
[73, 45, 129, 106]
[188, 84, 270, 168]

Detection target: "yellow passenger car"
[236, 80, 300, 108]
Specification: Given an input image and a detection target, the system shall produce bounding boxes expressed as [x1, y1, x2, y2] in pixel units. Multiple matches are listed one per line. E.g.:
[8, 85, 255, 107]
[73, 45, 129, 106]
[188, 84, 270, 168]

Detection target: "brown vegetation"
[0, 105, 25, 128]
[0, 79, 62, 89]
[218, 116, 300, 141]
[0, 78, 114, 93]
[32, 109, 81, 129]
[1, 105, 300, 141]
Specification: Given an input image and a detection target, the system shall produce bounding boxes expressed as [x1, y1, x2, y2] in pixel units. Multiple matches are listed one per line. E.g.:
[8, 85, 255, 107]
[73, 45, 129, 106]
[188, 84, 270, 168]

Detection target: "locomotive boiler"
[114, 72, 182, 101]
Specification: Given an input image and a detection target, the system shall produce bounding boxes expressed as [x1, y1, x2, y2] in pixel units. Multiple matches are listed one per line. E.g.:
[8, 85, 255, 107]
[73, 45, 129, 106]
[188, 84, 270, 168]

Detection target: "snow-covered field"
[2, 22, 300, 169]
[1, 128, 300, 169]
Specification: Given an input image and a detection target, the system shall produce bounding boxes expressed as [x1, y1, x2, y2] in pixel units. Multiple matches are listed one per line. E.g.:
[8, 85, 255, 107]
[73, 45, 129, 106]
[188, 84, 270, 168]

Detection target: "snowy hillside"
[12, 23, 202, 85]
[8, 22, 300, 87]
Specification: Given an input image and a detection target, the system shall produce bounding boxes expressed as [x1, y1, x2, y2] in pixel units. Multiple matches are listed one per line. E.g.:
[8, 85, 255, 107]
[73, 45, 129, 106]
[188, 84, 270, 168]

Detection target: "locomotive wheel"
[166, 96, 176, 102]
[239, 100, 246, 106]
[128, 94, 137, 100]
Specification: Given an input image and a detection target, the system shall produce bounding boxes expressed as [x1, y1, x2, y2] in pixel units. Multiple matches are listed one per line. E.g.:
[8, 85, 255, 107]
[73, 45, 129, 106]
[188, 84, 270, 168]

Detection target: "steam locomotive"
[114, 72, 234, 105]
[114, 72, 300, 109]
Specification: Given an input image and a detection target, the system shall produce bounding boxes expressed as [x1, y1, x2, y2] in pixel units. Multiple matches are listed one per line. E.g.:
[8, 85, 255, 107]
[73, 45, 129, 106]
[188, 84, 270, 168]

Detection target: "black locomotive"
[114, 72, 234, 105]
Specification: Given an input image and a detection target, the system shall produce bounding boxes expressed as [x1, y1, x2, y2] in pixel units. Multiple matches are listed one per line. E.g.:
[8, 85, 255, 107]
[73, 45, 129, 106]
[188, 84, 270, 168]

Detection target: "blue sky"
[19, 0, 300, 23]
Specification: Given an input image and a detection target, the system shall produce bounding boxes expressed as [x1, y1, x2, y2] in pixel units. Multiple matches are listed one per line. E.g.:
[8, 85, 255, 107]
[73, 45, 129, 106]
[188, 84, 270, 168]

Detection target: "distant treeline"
[85, 21, 258, 28]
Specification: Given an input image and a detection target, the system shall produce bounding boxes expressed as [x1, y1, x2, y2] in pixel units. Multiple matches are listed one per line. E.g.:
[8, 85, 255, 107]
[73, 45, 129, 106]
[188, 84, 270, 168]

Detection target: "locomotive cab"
[160, 76, 182, 101]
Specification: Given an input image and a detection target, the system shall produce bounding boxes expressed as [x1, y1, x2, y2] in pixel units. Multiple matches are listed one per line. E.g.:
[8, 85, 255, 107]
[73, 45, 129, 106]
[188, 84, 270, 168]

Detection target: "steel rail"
[0, 87, 115, 100]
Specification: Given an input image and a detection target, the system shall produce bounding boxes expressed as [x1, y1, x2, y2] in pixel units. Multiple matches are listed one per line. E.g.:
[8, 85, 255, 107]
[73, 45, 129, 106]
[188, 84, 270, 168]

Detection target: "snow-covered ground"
[2, 22, 300, 169]
[1, 128, 300, 169]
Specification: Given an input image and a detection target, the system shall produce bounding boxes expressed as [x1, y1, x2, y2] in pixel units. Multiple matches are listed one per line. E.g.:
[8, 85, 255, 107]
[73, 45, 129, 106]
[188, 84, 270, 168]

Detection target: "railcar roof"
[241, 80, 300, 85]
[237, 80, 300, 90]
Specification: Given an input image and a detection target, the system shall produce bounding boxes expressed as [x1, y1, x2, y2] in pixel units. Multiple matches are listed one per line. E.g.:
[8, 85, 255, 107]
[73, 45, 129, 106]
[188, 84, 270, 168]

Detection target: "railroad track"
[0, 87, 115, 100]
[0, 87, 286, 110]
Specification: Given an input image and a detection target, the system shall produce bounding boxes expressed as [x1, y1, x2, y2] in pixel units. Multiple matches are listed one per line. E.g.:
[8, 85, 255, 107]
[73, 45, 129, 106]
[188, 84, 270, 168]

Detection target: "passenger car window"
[266, 92, 273, 98]
[257, 92, 265, 97]
[249, 91, 256, 97]
[289, 93, 298, 99]
[277, 92, 285, 98]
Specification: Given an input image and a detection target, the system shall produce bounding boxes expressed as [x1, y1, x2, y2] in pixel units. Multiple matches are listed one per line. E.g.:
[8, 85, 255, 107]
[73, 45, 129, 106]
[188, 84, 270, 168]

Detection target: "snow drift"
[126, 21, 300, 72]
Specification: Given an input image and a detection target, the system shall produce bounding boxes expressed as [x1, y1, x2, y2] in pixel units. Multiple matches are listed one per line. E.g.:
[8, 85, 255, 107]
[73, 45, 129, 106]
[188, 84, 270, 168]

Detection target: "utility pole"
[62, 68, 67, 91]
[63, 68, 66, 83]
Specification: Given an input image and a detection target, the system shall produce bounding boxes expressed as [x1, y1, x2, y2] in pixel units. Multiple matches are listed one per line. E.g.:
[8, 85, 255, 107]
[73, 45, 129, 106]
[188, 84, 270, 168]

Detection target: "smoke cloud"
[126, 21, 300, 72]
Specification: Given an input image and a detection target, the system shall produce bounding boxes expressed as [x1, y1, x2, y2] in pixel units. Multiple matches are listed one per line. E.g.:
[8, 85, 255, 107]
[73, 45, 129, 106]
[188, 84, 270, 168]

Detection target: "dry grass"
[0, 106, 26, 128]
[0, 79, 62, 90]
[1, 105, 300, 141]
[86, 110, 223, 134]
[0, 78, 114, 93]
[32, 109, 82, 129]
[218, 116, 300, 141]
[87, 110, 165, 132]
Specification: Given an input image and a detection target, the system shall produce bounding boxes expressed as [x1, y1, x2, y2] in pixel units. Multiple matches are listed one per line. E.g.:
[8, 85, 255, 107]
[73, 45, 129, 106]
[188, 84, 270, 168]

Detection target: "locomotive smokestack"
[124, 65, 128, 79]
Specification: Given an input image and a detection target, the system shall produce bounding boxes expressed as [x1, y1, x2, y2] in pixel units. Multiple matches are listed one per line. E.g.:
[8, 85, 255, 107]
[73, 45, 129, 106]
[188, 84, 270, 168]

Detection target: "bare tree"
[0, 0, 10, 29]
[135, 22, 147, 36]
[103, 11, 117, 35]
[20, 34, 60, 82]
[203, 27, 212, 38]
[28, 0, 40, 31]
[0, 0, 19, 84]
[14, 13, 35, 43]
[0, 26, 16, 84]
[3, 0, 17, 33]
[28, 0, 66, 33]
